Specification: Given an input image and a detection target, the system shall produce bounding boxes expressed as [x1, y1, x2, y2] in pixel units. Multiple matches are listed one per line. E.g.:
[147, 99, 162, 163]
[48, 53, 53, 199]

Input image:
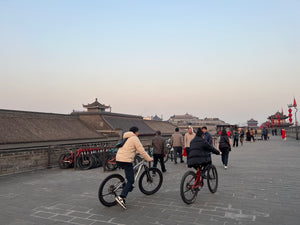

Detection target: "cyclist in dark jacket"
[187, 128, 221, 170]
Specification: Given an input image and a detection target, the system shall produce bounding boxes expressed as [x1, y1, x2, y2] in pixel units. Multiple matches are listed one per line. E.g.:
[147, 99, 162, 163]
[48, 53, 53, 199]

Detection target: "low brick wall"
[286, 126, 300, 140]
[0, 140, 117, 176]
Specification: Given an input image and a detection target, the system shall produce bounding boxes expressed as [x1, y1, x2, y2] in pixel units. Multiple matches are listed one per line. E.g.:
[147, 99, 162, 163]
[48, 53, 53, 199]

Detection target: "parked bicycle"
[98, 155, 163, 207]
[180, 164, 218, 204]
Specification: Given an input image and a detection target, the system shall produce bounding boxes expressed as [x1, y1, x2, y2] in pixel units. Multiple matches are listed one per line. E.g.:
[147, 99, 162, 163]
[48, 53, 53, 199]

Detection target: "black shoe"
[180, 160, 184, 163]
[162, 170, 167, 173]
[174, 162, 177, 164]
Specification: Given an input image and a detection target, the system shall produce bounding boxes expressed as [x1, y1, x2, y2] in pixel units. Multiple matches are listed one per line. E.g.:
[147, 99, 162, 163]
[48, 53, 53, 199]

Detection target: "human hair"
[196, 128, 204, 137]
[221, 129, 227, 136]
[202, 126, 207, 130]
[175, 127, 179, 132]
[129, 126, 139, 133]
[156, 130, 161, 135]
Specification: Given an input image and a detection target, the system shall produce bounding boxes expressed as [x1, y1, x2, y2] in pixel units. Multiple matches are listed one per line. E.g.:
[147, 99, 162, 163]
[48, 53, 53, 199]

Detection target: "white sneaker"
[115, 196, 126, 209]
[224, 166, 228, 169]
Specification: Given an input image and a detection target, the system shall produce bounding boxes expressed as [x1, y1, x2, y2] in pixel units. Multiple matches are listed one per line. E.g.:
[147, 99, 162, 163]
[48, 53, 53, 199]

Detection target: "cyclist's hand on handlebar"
[149, 158, 154, 162]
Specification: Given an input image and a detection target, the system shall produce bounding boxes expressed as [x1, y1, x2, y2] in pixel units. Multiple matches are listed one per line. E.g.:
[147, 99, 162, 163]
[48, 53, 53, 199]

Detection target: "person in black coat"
[187, 128, 221, 172]
[218, 129, 232, 169]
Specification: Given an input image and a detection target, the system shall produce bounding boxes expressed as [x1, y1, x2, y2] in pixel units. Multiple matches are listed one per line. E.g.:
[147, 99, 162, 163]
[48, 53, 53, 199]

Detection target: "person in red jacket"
[282, 128, 287, 141]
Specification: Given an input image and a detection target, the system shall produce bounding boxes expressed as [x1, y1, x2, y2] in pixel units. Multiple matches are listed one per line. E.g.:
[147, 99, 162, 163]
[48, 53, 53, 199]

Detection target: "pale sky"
[1, 0, 299, 125]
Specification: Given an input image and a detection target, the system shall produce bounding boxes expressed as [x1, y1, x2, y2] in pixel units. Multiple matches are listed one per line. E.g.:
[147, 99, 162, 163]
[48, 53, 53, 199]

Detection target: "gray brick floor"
[1, 136, 300, 225]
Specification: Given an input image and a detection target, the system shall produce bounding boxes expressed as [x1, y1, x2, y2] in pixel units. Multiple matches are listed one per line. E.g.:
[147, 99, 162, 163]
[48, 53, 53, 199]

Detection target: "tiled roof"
[101, 113, 154, 135]
[83, 98, 110, 109]
[143, 120, 177, 135]
[0, 109, 103, 144]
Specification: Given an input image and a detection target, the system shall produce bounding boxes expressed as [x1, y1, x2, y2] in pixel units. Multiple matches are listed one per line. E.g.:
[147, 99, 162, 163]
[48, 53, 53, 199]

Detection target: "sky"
[0, 0, 299, 125]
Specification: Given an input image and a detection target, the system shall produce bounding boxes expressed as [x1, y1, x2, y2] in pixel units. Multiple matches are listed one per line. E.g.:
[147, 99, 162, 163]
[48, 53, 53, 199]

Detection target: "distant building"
[168, 113, 200, 125]
[247, 119, 258, 128]
[267, 111, 290, 128]
[168, 114, 228, 135]
[83, 98, 111, 112]
[143, 114, 162, 121]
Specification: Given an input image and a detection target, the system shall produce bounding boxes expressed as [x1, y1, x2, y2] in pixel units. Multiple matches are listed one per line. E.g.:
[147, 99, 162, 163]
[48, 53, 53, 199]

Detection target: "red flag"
[294, 97, 297, 107]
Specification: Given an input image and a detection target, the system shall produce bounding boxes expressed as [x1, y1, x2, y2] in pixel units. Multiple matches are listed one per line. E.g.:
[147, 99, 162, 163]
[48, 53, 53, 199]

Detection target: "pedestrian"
[187, 128, 221, 175]
[250, 129, 255, 142]
[202, 126, 212, 145]
[184, 126, 196, 158]
[218, 129, 232, 169]
[246, 130, 251, 141]
[282, 128, 287, 141]
[233, 129, 239, 147]
[115, 126, 153, 209]
[171, 127, 184, 164]
[262, 128, 267, 140]
[152, 130, 167, 173]
[240, 129, 244, 146]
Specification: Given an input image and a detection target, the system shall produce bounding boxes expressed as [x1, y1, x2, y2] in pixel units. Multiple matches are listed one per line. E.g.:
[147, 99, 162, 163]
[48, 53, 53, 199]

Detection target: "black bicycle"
[98, 156, 163, 207]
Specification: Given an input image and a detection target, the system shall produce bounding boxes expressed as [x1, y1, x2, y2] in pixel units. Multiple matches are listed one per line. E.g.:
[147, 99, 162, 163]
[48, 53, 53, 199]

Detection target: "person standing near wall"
[202, 126, 212, 146]
[152, 130, 167, 172]
[240, 129, 245, 146]
[171, 127, 184, 164]
[184, 126, 196, 158]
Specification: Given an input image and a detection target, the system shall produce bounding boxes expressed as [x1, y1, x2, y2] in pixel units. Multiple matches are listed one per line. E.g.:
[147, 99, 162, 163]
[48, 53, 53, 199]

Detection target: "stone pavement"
[1, 136, 300, 225]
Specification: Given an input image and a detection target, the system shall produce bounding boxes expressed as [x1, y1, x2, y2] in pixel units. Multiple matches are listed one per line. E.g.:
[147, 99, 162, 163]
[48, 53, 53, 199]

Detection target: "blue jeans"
[220, 149, 229, 166]
[116, 161, 134, 198]
[173, 146, 183, 163]
[153, 154, 166, 172]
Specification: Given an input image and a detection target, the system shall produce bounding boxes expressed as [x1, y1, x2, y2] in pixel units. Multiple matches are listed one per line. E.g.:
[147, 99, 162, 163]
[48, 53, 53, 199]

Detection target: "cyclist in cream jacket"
[115, 126, 153, 209]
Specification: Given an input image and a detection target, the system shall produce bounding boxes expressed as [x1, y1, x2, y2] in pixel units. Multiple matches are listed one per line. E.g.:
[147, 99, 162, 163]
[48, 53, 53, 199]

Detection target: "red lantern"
[288, 108, 293, 123]
[278, 115, 281, 126]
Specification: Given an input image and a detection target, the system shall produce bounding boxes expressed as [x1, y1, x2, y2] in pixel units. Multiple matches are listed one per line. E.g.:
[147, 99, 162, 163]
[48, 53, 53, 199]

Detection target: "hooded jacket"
[187, 136, 220, 167]
[116, 131, 152, 163]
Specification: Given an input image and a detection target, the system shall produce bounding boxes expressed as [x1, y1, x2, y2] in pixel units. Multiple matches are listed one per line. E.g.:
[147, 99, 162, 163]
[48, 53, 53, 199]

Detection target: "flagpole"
[295, 107, 299, 140]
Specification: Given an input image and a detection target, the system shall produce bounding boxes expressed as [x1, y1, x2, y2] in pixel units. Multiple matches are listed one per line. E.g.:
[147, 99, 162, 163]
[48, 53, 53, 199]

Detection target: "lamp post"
[288, 104, 299, 140]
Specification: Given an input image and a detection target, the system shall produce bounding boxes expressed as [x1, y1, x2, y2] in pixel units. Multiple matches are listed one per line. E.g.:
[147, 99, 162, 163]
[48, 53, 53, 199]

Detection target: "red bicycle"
[180, 164, 218, 204]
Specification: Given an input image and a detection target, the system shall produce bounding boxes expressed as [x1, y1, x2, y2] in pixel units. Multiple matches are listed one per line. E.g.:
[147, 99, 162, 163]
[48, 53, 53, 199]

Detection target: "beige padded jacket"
[116, 131, 152, 163]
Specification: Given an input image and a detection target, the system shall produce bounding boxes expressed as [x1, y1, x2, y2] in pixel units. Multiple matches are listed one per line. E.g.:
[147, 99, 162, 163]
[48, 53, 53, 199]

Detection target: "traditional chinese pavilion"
[267, 111, 290, 128]
[83, 98, 111, 112]
[247, 118, 258, 128]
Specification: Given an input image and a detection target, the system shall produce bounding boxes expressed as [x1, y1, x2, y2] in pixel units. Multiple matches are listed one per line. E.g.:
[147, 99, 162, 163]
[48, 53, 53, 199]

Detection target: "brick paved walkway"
[1, 136, 300, 225]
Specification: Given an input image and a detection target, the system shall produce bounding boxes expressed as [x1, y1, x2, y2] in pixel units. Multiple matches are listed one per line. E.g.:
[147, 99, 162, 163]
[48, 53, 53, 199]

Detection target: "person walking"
[152, 130, 167, 173]
[218, 129, 232, 169]
[184, 126, 196, 158]
[282, 128, 287, 141]
[202, 126, 212, 145]
[240, 129, 244, 146]
[171, 127, 184, 164]
[233, 129, 239, 147]
[115, 126, 153, 209]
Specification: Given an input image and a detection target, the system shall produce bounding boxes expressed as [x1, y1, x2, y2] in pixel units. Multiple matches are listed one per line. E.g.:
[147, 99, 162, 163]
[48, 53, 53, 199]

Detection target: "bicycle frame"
[191, 167, 204, 189]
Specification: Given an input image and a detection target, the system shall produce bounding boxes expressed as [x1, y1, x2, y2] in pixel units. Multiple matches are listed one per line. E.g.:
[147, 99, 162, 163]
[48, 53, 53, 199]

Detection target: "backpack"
[115, 138, 128, 148]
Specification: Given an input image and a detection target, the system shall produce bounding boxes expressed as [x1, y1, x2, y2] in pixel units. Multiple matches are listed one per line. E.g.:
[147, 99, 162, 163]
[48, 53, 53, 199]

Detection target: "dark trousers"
[220, 149, 229, 166]
[174, 146, 183, 163]
[153, 154, 166, 172]
[233, 138, 238, 147]
[116, 161, 134, 198]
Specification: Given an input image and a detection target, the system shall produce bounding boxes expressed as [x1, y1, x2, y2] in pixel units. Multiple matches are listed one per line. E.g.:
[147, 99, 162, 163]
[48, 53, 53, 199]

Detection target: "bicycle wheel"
[139, 167, 163, 195]
[77, 154, 93, 170]
[180, 170, 199, 204]
[98, 174, 125, 207]
[58, 153, 72, 169]
[105, 159, 118, 171]
[207, 165, 218, 193]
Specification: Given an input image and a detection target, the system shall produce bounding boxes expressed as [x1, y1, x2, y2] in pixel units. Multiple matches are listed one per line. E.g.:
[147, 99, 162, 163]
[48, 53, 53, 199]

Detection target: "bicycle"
[98, 155, 163, 207]
[180, 164, 218, 204]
